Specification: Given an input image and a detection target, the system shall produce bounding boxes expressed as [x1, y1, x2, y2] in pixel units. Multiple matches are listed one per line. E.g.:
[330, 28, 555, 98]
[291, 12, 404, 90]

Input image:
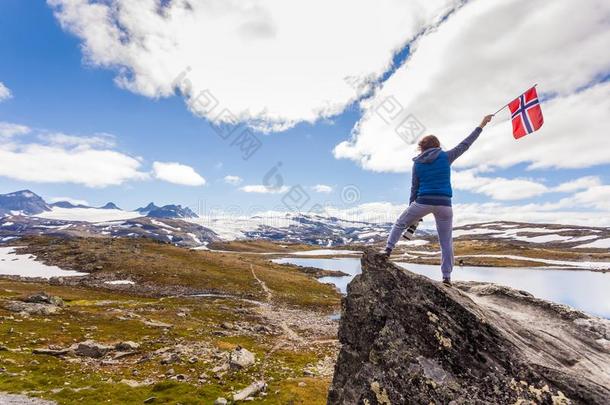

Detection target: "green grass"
[0, 237, 340, 404]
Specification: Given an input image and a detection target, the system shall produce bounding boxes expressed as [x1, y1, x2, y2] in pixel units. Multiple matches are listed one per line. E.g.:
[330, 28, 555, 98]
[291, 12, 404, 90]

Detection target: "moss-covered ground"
[0, 237, 342, 404]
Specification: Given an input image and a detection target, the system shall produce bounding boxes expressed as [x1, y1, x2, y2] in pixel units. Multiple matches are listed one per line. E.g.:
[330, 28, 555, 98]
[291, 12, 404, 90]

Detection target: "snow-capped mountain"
[1, 190, 609, 249]
[0, 215, 219, 247]
[147, 204, 198, 219]
[190, 212, 397, 245]
[452, 222, 610, 249]
[0, 190, 51, 216]
[137, 203, 198, 218]
[136, 202, 159, 215]
[50, 201, 90, 209]
[99, 202, 121, 210]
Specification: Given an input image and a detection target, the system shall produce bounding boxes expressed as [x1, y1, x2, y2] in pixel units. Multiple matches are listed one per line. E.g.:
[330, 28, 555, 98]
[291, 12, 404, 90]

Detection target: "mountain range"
[0, 189, 609, 249]
[0, 190, 196, 219]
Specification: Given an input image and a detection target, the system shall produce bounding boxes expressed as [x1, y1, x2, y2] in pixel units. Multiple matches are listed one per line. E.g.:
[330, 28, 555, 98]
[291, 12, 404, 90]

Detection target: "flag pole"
[492, 83, 538, 115]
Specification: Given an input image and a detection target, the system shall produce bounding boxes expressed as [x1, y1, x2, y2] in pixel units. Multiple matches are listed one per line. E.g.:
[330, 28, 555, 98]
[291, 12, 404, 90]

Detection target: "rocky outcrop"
[328, 251, 610, 404]
[1, 292, 64, 315]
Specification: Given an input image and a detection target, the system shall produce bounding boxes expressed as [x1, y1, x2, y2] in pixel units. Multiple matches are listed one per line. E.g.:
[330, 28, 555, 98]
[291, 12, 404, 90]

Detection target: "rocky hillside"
[0, 215, 220, 247]
[328, 251, 610, 404]
[0, 190, 51, 216]
[452, 221, 610, 249]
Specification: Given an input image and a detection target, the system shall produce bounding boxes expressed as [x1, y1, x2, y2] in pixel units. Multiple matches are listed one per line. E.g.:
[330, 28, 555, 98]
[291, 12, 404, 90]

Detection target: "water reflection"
[273, 257, 610, 319]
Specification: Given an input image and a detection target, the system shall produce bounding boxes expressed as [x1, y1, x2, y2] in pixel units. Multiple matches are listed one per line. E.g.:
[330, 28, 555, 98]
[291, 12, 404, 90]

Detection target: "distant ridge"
[99, 202, 121, 210]
[0, 190, 51, 215]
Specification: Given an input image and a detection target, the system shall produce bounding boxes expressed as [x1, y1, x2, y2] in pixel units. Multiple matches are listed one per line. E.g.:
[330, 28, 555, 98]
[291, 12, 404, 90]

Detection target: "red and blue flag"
[508, 86, 543, 139]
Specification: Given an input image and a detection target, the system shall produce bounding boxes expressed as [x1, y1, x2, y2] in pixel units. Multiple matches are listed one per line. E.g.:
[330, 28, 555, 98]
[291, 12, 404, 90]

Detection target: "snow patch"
[104, 280, 135, 285]
[396, 239, 429, 246]
[36, 207, 142, 222]
[0, 247, 87, 278]
[575, 238, 610, 249]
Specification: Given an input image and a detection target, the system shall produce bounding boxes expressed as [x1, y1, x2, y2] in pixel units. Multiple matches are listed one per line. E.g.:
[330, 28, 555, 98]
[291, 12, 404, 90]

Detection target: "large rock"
[2, 301, 61, 315]
[328, 250, 610, 405]
[229, 347, 256, 369]
[23, 292, 64, 307]
[73, 340, 113, 358]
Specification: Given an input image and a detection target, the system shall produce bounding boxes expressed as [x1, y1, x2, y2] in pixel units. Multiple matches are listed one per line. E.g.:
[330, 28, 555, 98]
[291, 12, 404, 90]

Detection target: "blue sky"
[0, 0, 609, 226]
[0, 0, 406, 211]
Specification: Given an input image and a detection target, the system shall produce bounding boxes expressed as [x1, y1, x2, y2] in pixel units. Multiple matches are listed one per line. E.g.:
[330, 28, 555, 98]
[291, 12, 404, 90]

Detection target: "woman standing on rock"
[382, 114, 494, 285]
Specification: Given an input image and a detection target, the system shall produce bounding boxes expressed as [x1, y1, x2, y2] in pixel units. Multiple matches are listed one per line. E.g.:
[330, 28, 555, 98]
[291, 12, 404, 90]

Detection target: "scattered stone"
[115, 341, 140, 351]
[212, 363, 229, 373]
[214, 398, 228, 405]
[160, 352, 180, 365]
[233, 381, 266, 401]
[113, 351, 137, 360]
[143, 320, 173, 328]
[0, 393, 57, 404]
[188, 356, 198, 364]
[32, 347, 71, 356]
[120, 379, 144, 388]
[229, 347, 255, 369]
[73, 340, 113, 358]
[24, 292, 64, 307]
[298, 381, 307, 387]
[143, 397, 156, 404]
[2, 300, 61, 316]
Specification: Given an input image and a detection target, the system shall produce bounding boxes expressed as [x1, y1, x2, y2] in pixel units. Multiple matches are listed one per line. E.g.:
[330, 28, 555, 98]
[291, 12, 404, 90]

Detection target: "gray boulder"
[229, 346, 255, 369]
[73, 340, 113, 358]
[328, 250, 610, 404]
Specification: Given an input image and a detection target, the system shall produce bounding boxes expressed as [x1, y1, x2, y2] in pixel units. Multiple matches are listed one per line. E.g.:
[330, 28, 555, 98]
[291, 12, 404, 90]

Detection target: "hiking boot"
[378, 248, 392, 259]
[442, 277, 452, 286]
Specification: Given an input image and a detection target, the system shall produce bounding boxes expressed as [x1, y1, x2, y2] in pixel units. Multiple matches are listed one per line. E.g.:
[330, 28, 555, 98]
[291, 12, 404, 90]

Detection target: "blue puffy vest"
[415, 151, 452, 197]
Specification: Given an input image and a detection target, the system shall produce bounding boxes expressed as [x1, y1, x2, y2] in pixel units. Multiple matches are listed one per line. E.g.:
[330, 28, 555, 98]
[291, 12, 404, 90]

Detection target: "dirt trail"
[250, 265, 306, 346]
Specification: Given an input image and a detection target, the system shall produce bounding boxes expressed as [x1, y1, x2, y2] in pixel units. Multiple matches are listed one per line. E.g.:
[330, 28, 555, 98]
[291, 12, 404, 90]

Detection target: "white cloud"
[240, 184, 289, 194]
[0, 122, 147, 187]
[312, 184, 333, 193]
[223, 175, 243, 185]
[0, 82, 11, 101]
[0, 143, 148, 187]
[49, 196, 90, 206]
[0, 122, 30, 137]
[453, 169, 549, 200]
[152, 161, 206, 186]
[335, 0, 610, 172]
[48, 0, 459, 131]
[553, 176, 601, 193]
[452, 170, 605, 201]
[319, 199, 610, 228]
[42, 132, 116, 148]
[563, 185, 610, 211]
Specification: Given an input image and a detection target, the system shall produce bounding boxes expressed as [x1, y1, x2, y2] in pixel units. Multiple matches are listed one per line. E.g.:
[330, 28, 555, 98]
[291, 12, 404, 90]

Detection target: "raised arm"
[409, 164, 419, 204]
[446, 114, 493, 164]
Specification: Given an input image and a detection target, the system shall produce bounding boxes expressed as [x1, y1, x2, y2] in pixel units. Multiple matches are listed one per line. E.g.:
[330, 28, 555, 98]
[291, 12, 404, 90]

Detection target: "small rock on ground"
[0, 393, 57, 404]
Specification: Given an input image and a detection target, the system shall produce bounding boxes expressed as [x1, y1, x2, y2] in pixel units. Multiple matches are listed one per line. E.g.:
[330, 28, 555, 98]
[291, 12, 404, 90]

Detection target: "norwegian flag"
[508, 86, 544, 139]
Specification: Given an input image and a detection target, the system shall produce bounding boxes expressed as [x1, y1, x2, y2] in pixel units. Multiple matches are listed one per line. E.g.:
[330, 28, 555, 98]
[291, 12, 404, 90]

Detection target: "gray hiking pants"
[386, 202, 454, 278]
